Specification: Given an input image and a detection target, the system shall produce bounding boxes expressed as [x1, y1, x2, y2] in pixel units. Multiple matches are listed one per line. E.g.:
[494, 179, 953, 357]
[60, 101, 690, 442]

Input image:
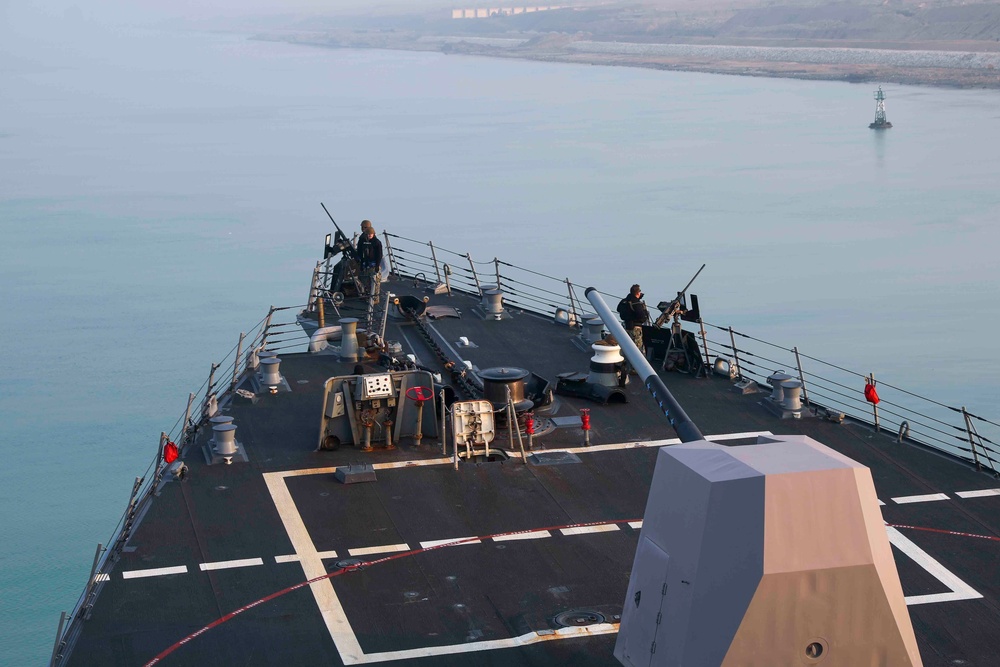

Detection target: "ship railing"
[700, 322, 1000, 474]
[384, 231, 615, 321]
[50, 304, 314, 667]
[382, 232, 999, 475]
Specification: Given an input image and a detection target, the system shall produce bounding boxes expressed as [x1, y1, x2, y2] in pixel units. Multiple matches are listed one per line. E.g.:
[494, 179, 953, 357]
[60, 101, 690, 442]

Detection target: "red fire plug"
[524, 412, 535, 451]
[580, 408, 591, 446]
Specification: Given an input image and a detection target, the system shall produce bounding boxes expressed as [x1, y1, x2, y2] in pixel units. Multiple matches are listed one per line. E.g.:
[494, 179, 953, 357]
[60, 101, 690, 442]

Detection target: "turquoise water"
[2, 21, 1000, 664]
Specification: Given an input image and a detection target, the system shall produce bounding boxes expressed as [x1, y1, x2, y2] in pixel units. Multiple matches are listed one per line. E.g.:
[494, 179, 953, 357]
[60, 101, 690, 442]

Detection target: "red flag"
[164, 441, 179, 464]
[864, 383, 880, 405]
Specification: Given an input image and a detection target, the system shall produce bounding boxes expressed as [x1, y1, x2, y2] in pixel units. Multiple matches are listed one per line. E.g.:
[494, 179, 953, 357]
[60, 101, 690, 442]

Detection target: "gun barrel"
[679, 263, 706, 297]
[585, 287, 704, 443]
[320, 202, 346, 238]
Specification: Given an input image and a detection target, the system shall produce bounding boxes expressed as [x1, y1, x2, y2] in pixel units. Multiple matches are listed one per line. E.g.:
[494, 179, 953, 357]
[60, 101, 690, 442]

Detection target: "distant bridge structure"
[451, 6, 564, 19]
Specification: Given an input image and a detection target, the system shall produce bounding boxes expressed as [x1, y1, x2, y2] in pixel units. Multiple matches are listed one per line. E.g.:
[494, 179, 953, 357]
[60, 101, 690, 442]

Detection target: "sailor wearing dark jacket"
[618, 284, 648, 357]
[356, 227, 383, 271]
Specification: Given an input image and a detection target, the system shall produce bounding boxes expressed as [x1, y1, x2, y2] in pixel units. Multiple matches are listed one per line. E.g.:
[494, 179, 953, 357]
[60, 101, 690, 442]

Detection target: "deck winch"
[479, 367, 533, 413]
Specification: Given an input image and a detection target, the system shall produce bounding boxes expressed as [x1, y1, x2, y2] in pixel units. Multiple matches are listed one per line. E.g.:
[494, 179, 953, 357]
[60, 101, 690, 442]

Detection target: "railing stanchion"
[49, 611, 67, 667]
[203, 362, 219, 416]
[181, 393, 195, 445]
[466, 253, 482, 296]
[793, 346, 810, 406]
[259, 306, 276, 350]
[307, 262, 320, 313]
[428, 241, 442, 284]
[230, 332, 246, 393]
[566, 279, 579, 327]
[83, 542, 104, 620]
[384, 232, 399, 276]
[962, 407, 981, 471]
[728, 327, 743, 380]
[494, 258, 502, 290]
[698, 318, 711, 377]
[440, 389, 448, 457]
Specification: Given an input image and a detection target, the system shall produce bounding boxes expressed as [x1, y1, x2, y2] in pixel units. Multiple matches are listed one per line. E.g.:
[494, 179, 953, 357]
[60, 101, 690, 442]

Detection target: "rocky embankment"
[256, 1, 1000, 89]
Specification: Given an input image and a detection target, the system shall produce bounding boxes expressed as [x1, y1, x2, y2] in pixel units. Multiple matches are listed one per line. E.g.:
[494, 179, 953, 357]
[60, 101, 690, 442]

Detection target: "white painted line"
[493, 531, 550, 542]
[274, 431, 775, 478]
[122, 565, 188, 580]
[264, 472, 366, 663]
[892, 493, 950, 505]
[349, 544, 411, 557]
[956, 488, 1000, 499]
[627, 521, 643, 529]
[886, 526, 982, 606]
[318, 550, 339, 560]
[877, 499, 885, 506]
[94, 573, 110, 582]
[560, 524, 620, 536]
[199, 558, 264, 572]
[344, 623, 619, 664]
[274, 554, 299, 564]
[420, 537, 482, 549]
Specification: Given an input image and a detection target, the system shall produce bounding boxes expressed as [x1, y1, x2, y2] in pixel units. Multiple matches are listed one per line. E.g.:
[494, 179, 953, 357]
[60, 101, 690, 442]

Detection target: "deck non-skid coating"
[263, 434, 985, 665]
[264, 432, 759, 664]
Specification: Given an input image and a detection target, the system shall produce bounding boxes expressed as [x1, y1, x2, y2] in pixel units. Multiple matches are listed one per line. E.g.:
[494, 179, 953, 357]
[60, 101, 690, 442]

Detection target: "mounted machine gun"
[648, 264, 706, 375]
[320, 202, 369, 299]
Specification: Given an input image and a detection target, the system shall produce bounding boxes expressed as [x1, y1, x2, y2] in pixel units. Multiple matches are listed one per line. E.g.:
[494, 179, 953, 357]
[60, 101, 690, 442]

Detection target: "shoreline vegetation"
[249, 0, 1000, 89]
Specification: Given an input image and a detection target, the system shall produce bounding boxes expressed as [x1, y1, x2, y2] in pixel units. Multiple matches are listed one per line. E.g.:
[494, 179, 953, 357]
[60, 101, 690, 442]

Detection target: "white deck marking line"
[420, 537, 482, 549]
[344, 623, 619, 664]
[276, 431, 775, 479]
[264, 472, 366, 663]
[200, 557, 264, 572]
[560, 524, 620, 536]
[318, 550, 339, 559]
[892, 493, 950, 505]
[886, 526, 983, 606]
[349, 544, 411, 557]
[122, 565, 188, 580]
[956, 488, 1000, 499]
[274, 554, 299, 564]
[627, 521, 643, 529]
[493, 531, 550, 542]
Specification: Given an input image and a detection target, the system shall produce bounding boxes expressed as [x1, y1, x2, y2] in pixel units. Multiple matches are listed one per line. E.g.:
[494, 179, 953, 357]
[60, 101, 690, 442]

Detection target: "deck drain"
[553, 610, 606, 627]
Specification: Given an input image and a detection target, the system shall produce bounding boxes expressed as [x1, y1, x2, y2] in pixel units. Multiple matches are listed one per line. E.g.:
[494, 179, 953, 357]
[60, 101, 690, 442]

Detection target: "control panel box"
[357, 373, 395, 400]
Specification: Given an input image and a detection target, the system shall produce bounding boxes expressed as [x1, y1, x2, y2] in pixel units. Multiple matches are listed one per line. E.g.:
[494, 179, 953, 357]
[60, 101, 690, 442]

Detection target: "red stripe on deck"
[142, 517, 640, 666]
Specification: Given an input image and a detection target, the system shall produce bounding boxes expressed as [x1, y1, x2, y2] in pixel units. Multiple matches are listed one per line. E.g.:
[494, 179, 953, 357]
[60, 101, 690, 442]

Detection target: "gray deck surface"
[64, 276, 1000, 667]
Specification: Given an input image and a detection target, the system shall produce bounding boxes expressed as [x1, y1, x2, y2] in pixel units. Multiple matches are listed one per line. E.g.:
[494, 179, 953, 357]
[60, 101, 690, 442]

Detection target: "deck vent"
[255, 348, 277, 370]
[208, 415, 233, 445]
[481, 289, 505, 319]
[339, 317, 360, 362]
[587, 342, 625, 388]
[553, 610, 606, 628]
[767, 371, 793, 403]
[582, 316, 604, 344]
[212, 423, 238, 464]
[260, 356, 282, 393]
[780, 379, 803, 414]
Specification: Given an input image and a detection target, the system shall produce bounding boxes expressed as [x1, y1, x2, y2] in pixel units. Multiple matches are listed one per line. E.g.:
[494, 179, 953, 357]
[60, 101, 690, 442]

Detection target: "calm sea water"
[2, 20, 999, 664]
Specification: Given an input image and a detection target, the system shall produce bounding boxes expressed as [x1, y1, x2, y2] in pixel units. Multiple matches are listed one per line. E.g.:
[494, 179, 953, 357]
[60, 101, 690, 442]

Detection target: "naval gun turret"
[586, 289, 923, 667]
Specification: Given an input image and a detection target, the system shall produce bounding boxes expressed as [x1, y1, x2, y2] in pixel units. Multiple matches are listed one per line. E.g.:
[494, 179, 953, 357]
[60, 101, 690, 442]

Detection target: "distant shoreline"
[256, 32, 1000, 90]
